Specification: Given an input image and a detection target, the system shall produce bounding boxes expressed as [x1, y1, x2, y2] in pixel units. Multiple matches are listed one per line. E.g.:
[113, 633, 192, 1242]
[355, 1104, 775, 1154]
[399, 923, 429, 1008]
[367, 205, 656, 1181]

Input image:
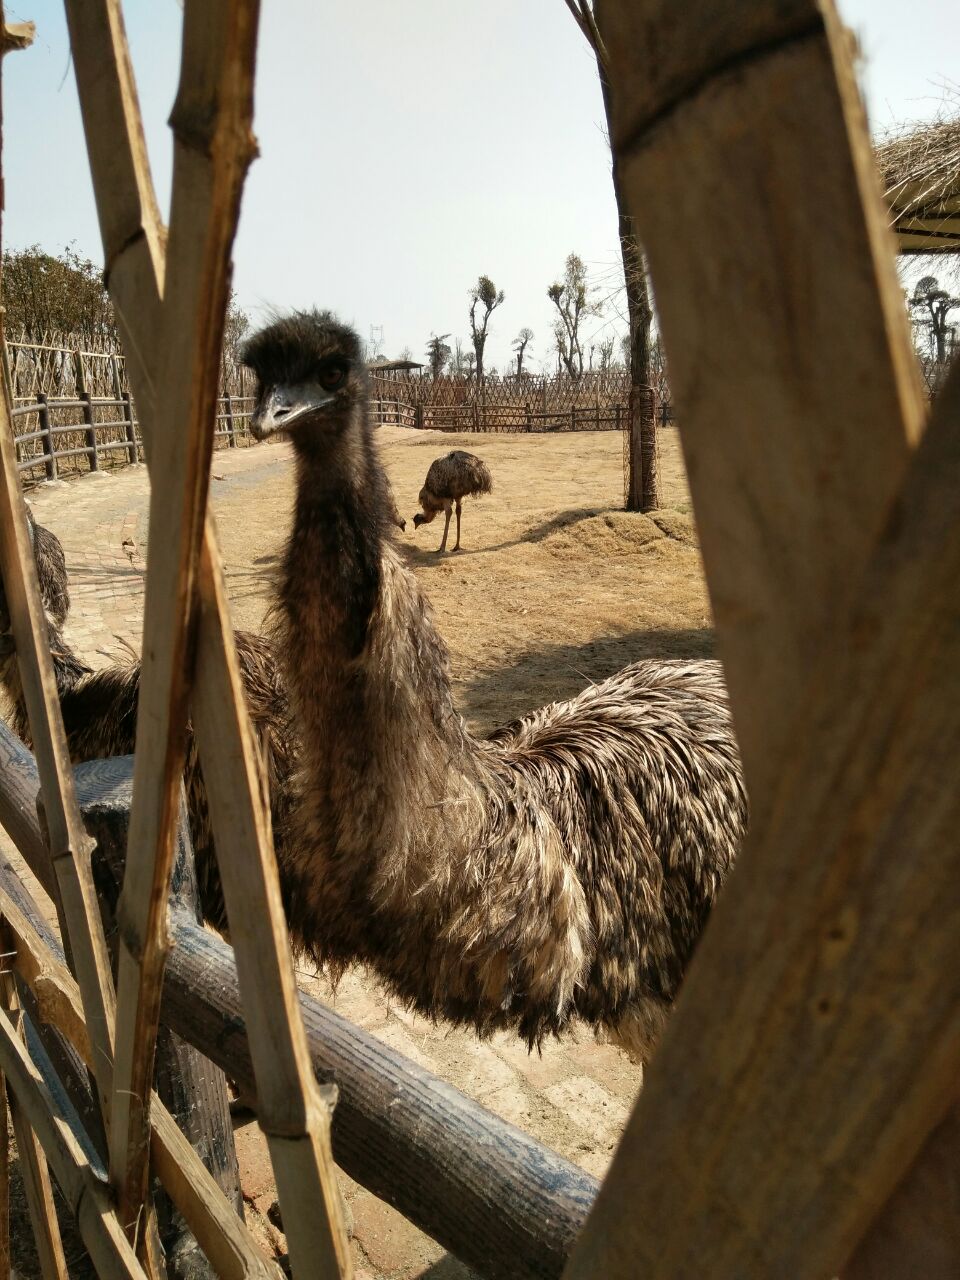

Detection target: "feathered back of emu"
[421, 451, 492, 506]
[24, 508, 70, 627]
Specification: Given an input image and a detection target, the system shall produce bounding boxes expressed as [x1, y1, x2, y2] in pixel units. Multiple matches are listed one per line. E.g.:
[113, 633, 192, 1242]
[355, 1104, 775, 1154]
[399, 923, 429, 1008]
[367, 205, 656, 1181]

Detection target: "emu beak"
[250, 382, 335, 439]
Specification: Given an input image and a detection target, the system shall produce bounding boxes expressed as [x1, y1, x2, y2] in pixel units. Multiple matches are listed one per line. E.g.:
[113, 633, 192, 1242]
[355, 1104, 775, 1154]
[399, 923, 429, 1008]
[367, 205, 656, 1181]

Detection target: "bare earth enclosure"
[8, 424, 705, 1277]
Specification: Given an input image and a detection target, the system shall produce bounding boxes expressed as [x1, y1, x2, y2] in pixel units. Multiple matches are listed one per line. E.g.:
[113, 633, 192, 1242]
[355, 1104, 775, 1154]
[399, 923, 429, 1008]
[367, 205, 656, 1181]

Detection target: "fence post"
[472, 401, 480, 432]
[596, 397, 601, 430]
[36, 392, 56, 482]
[121, 390, 138, 464]
[415, 402, 424, 431]
[526, 402, 532, 433]
[74, 353, 98, 472]
[570, 404, 576, 433]
[616, 402, 622, 433]
[224, 393, 237, 447]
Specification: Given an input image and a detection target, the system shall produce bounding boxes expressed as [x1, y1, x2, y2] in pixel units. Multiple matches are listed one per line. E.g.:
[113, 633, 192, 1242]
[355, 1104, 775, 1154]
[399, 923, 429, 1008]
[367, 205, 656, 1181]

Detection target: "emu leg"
[437, 503, 452, 553]
[452, 499, 463, 551]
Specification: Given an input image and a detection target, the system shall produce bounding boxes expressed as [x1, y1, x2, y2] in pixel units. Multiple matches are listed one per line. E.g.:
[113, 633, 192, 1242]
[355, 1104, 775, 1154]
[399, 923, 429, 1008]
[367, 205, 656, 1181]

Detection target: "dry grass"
[213, 426, 714, 735]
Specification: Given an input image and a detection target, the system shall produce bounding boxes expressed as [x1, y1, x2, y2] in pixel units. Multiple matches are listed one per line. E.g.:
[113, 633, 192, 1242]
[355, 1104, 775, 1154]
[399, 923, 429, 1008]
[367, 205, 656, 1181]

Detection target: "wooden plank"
[105, 0, 260, 1237]
[0, 1070, 7, 1278]
[73, 756, 244, 1224]
[61, 0, 165, 421]
[841, 356, 960, 1277]
[562, 318, 960, 1280]
[563, 2, 957, 1276]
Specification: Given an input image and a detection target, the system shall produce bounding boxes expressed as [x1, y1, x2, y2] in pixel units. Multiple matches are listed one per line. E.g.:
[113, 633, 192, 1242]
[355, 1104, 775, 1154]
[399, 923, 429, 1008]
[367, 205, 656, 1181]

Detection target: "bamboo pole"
[0, 948, 68, 1280]
[104, 0, 260, 1233]
[65, 2, 350, 1272]
[0, 1005, 146, 1280]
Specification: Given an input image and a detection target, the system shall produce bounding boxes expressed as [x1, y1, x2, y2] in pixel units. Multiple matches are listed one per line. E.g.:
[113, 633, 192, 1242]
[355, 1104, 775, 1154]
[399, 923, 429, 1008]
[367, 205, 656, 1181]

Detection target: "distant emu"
[413, 450, 492, 552]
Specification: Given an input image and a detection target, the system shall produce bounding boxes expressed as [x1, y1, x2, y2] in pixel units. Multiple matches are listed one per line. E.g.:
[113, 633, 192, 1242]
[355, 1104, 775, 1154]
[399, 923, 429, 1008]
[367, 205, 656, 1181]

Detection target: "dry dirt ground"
[6, 425, 716, 1278]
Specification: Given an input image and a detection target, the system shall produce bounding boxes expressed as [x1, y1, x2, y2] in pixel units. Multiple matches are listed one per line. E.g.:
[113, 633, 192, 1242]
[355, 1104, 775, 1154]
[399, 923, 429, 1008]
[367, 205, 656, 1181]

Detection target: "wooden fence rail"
[9, 393, 257, 482]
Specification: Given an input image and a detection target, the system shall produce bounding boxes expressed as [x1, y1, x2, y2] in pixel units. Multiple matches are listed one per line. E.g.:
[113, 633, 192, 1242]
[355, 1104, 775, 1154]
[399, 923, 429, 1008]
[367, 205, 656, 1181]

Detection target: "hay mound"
[542, 509, 696, 559]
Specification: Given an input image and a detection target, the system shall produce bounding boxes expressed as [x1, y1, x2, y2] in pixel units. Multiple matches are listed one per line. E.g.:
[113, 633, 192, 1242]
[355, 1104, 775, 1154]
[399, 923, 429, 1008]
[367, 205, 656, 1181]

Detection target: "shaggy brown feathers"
[245, 311, 748, 1062]
[413, 450, 492, 552]
[0, 559, 294, 935]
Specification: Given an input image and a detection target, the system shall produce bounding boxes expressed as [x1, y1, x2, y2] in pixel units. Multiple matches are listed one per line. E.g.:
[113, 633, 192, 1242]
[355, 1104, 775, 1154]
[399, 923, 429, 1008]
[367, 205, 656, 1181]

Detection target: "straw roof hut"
[877, 110, 960, 252]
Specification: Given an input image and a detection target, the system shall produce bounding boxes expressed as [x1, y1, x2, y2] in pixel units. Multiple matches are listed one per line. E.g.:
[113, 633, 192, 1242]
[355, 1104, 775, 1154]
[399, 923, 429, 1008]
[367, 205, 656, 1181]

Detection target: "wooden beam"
[563, 2, 958, 1276]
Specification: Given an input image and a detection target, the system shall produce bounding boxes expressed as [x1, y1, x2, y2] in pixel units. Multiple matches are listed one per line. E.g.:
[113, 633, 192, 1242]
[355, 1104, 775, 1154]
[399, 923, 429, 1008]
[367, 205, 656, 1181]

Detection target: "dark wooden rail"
[0, 720, 598, 1279]
[9, 393, 256, 479]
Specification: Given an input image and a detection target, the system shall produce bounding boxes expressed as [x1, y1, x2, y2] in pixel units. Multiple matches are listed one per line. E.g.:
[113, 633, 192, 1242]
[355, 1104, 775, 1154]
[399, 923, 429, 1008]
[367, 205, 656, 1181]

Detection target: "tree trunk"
[595, 51, 660, 512]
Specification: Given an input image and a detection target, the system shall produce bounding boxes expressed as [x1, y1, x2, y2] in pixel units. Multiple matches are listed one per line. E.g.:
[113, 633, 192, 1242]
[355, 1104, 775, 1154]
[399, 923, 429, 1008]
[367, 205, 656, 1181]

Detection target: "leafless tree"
[548, 252, 601, 380]
[513, 327, 534, 376]
[468, 275, 504, 382]
[563, 0, 659, 510]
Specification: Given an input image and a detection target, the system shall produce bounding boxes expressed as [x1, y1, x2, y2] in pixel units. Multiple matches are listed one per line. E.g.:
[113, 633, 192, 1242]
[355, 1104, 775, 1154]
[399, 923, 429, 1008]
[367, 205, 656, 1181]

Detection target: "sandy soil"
[211, 426, 714, 734]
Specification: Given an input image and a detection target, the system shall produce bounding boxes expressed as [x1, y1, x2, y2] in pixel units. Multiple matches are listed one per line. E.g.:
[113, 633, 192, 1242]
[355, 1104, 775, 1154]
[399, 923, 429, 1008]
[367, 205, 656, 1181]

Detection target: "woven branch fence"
[370, 368, 671, 433]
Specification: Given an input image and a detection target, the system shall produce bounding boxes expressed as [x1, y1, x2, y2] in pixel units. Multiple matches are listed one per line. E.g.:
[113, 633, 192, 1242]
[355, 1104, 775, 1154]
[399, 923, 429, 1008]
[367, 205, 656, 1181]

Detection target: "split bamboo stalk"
[192, 534, 350, 1275]
[0, 34, 126, 1260]
[0, 886, 283, 1280]
[0, 948, 68, 1280]
[65, 2, 349, 1272]
[0, 28, 119, 1146]
[102, 0, 261, 1238]
[0, 1004, 147, 1280]
[564, 2, 957, 1275]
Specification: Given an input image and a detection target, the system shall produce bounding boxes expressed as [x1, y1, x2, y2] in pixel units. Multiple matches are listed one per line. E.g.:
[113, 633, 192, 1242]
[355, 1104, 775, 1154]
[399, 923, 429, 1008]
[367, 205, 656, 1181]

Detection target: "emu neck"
[277, 431, 472, 868]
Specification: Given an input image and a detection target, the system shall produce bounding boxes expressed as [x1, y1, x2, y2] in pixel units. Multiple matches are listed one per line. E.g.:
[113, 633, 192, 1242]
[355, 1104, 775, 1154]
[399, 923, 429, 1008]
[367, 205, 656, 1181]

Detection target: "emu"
[413, 450, 492, 552]
[244, 309, 747, 1062]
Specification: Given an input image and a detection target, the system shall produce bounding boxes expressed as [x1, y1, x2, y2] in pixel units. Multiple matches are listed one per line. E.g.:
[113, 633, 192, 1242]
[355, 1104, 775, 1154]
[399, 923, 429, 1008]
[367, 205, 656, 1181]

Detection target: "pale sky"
[2, 1, 957, 372]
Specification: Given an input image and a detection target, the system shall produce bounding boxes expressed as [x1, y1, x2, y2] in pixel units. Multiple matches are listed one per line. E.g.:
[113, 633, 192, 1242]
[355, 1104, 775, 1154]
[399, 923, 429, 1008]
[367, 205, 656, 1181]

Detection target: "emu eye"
[319, 365, 346, 392]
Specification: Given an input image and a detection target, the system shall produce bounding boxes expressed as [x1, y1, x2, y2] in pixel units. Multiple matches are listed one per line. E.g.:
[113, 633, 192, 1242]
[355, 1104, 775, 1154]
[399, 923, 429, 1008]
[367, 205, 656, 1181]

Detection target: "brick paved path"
[22, 449, 642, 1279]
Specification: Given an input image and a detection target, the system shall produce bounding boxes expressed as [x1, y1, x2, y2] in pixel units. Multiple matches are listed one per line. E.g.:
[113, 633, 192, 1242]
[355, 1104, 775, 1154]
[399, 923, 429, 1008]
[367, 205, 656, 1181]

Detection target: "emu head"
[242, 310, 367, 450]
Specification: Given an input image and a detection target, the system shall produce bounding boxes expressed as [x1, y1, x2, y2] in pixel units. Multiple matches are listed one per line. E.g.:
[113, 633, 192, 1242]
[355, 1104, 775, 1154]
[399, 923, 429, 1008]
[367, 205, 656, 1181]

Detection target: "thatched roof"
[877, 112, 960, 253]
[367, 358, 423, 372]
